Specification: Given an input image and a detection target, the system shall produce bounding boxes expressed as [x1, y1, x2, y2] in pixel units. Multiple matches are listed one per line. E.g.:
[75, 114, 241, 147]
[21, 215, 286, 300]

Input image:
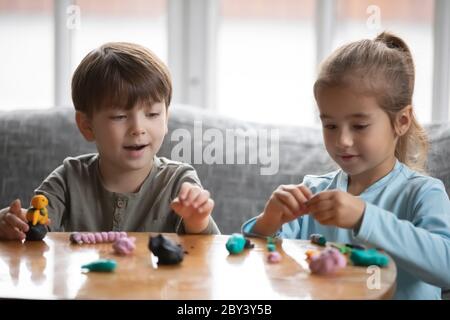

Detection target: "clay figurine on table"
[25, 195, 50, 241]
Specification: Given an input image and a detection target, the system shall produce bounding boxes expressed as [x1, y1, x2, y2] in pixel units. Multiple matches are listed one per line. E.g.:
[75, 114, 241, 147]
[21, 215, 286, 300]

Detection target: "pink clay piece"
[309, 248, 347, 275]
[113, 237, 137, 255]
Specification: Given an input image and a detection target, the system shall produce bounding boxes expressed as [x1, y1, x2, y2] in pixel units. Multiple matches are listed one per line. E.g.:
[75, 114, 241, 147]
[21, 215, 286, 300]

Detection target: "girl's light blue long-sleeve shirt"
[242, 160, 450, 299]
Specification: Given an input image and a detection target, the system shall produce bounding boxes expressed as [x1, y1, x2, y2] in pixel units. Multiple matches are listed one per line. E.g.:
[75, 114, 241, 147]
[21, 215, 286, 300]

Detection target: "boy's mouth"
[123, 144, 149, 151]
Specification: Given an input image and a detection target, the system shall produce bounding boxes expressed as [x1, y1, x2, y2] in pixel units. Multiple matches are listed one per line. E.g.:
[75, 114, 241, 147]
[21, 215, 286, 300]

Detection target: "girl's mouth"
[339, 154, 359, 161]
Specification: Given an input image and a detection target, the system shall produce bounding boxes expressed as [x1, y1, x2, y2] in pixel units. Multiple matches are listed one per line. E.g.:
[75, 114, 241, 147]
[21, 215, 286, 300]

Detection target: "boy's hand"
[305, 190, 365, 229]
[171, 182, 214, 234]
[0, 199, 29, 241]
[254, 184, 313, 236]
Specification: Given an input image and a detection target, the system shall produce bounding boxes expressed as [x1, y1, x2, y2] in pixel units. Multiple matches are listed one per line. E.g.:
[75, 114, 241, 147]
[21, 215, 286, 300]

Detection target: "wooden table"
[0, 233, 396, 299]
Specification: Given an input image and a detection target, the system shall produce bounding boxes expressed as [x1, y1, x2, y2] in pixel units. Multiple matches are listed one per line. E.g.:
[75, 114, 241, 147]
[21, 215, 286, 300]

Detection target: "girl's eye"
[353, 124, 369, 130]
[323, 124, 337, 130]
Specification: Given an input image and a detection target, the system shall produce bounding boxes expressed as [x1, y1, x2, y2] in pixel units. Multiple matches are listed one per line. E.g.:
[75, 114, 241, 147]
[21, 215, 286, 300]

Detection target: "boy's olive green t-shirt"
[35, 154, 220, 234]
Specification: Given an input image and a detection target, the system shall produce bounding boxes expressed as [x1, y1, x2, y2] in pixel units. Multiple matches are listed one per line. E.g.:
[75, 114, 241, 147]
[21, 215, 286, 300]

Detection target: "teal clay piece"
[267, 243, 276, 252]
[350, 248, 389, 267]
[226, 233, 246, 254]
[82, 259, 117, 272]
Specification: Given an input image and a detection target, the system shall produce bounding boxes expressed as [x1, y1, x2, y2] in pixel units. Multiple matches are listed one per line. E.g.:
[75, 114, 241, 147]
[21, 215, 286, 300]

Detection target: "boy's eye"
[110, 115, 127, 120]
[146, 113, 160, 118]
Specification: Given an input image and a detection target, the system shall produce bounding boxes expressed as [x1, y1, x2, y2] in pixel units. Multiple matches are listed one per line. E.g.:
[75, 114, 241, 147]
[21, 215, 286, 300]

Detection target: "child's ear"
[75, 111, 95, 141]
[395, 105, 412, 137]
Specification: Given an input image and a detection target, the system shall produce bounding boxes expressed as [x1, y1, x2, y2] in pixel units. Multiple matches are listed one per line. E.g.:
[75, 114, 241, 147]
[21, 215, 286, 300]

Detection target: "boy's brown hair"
[314, 31, 428, 172]
[72, 42, 172, 117]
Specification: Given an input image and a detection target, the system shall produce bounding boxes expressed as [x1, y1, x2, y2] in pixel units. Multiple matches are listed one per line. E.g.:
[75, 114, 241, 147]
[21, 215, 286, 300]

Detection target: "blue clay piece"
[82, 259, 117, 272]
[350, 248, 389, 267]
[267, 243, 276, 252]
[226, 233, 246, 254]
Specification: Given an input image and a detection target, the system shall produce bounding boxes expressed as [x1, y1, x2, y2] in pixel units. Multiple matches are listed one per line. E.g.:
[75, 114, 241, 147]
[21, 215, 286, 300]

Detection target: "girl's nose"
[337, 129, 353, 148]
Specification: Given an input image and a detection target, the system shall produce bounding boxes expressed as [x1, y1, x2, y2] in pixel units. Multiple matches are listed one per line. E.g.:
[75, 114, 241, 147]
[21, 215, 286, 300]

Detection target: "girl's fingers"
[281, 185, 309, 206]
[289, 187, 310, 212]
[274, 190, 301, 214]
[306, 191, 334, 207]
[272, 197, 297, 222]
[298, 184, 314, 200]
[307, 199, 333, 214]
[312, 210, 335, 225]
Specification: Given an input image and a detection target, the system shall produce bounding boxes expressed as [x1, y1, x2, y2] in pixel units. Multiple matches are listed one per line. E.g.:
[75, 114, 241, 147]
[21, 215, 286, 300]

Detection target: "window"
[0, 0, 54, 110]
[2, 0, 448, 124]
[334, 0, 434, 124]
[73, 0, 167, 66]
[217, 0, 316, 126]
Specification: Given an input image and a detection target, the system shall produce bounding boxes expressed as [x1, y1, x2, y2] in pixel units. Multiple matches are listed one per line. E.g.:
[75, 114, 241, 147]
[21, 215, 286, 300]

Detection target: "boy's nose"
[129, 118, 146, 136]
[131, 128, 145, 136]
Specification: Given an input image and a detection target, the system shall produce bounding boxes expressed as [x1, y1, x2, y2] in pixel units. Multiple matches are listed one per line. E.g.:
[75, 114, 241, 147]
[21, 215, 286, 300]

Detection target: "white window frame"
[168, 0, 218, 109]
[315, 0, 336, 67]
[432, 0, 450, 122]
[54, 0, 73, 107]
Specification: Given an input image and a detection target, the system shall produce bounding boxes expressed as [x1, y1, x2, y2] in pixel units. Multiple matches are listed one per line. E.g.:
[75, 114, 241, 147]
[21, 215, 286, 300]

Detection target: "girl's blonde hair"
[313, 31, 428, 172]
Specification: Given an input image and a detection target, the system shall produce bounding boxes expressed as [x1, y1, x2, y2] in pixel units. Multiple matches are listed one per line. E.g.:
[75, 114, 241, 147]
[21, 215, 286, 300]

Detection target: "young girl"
[242, 32, 450, 299]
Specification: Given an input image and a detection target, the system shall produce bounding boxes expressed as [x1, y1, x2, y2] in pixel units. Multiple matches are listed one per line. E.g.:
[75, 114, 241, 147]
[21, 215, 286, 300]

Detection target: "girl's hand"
[253, 184, 313, 236]
[305, 190, 366, 229]
[171, 182, 214, 234]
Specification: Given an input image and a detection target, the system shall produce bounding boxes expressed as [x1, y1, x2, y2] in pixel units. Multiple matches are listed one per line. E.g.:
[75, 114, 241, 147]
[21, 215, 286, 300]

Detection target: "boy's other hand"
[171, 182, 214, 233]
[0, 199, 29, 241]
[254, 184, 313, 236]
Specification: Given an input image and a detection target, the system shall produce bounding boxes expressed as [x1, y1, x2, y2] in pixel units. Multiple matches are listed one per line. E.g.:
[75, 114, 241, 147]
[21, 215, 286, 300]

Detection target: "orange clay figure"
[305, 249, 321, 262]
[26, 195, 49, 226]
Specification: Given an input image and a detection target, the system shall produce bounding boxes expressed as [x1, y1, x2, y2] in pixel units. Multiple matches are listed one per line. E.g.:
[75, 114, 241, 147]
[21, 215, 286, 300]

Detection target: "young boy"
[0, 42, 220, 240]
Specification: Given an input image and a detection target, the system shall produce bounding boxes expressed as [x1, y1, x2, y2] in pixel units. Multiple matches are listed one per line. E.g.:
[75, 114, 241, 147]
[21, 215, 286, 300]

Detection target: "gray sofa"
[1, 104, 450, 234]
[0, 104, 334, 233]
[1, 105, 450, 298]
